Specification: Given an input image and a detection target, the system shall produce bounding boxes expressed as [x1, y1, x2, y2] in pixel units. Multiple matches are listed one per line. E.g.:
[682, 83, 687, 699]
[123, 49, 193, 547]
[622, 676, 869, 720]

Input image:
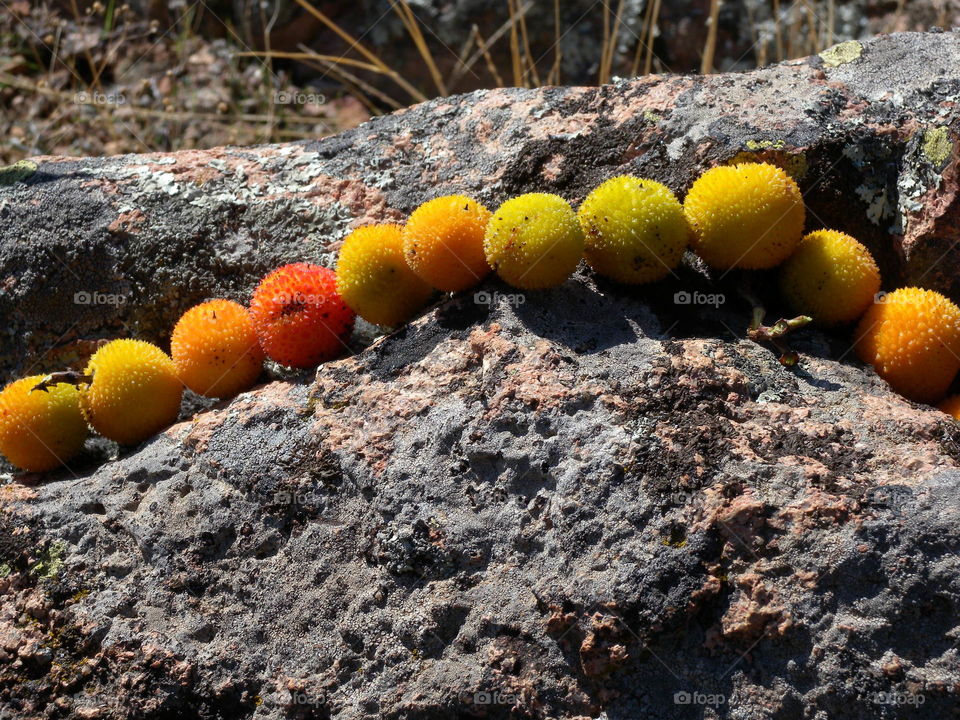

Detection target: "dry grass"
[0, 0, 914, 161]
[260, 0, 866, 106]
[0, 2, 367, 162]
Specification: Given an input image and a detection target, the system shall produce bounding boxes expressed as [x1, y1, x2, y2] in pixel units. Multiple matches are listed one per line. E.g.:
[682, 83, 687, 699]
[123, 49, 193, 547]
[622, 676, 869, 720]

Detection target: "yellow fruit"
[484, 193, 584, 289]
[81, 340, 183, 445]
[336, 224, 434, 326]
[402, 195, 492, 292]
[684, 162, 805, 270]
[855, 287, 960, 403]
[577, 176, 689, 284]
[938, 395, 960, 419]
[779, 230, 881, 325]
[0, 376, 87, 472]
[171, 299, 264, 398]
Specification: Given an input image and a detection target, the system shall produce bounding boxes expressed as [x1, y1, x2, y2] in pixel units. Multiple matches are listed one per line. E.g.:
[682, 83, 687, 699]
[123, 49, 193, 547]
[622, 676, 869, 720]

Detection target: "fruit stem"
[32, 371, 93, 393]
[735, 273, 811, 366]
[747, 310, 812, 367]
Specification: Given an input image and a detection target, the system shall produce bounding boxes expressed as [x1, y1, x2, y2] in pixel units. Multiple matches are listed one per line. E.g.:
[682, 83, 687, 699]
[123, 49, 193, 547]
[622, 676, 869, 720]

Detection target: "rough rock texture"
[3, 31, 960, 719]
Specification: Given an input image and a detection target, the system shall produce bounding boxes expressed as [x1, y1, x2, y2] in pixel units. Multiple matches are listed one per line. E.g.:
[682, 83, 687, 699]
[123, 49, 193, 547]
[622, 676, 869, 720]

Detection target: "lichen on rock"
[0, 160, 37, 186]
[819, 40, 864, 67]
[923, 125, 953, 168]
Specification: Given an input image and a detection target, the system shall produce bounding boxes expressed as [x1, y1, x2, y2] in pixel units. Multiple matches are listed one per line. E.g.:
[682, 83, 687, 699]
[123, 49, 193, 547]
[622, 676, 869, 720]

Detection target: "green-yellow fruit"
[577, 176, 689, 284]
[336, 224, 434, 327]
[684, 162, 805, 270]
[403, 195, 492, 292]
[0, 376, 87, 472]
[81, 339, 183, 445]
[484, 193, 585, 289]
[779, 230, 881, 325]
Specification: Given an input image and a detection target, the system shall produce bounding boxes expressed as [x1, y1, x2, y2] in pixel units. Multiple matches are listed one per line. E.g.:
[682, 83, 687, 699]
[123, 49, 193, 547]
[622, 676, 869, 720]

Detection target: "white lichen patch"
[667, 120, 713, 161]
[103, 147, 354, 223]
[667, 136, 687, 161]
[855, 184, 894, 227]
[844, 143, 897, 228]
[896, 172, 927, 219]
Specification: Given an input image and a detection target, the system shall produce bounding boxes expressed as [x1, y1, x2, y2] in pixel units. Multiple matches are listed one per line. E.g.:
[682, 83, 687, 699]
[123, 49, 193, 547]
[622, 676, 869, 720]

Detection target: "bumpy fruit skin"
[402, 195, 492, 292]
[250, 263, 355, 368]
[484, 193, 585, 289]
[336, 224, 434, 326]
[938, 395, 960, 419]
[855, 287, 960, 403]
[171, 299, 264, 398]
[780, 230, 881, 325]
[577, 176, 689, 284]
[684, 162, 805, 270]
[81, 340, 183, 445]
[0, 376, 87, 472]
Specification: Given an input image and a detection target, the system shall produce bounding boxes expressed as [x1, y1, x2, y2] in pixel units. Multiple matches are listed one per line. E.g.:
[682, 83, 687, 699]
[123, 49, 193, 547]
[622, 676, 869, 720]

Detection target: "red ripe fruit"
[250, 263, 355, 368]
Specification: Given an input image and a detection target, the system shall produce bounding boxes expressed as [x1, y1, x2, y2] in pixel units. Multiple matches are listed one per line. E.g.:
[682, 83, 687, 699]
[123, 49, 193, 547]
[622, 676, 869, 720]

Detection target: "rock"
[1, 31, 960, 719]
